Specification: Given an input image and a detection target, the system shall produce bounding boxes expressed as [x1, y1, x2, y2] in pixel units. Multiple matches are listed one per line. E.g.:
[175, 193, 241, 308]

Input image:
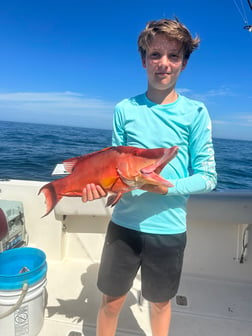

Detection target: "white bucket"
[0, 278, 47, 336]
[0, 247, 47, 336]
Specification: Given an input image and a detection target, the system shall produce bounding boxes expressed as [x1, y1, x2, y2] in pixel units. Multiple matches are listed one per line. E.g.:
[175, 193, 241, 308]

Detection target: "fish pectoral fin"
[106, 193, 122, 207]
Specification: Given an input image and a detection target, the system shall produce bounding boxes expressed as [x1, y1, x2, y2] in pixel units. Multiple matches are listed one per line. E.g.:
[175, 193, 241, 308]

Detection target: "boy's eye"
[148, 52, 182, 62]
[169, 54, 180, 61]
[150, 52, 161, 59]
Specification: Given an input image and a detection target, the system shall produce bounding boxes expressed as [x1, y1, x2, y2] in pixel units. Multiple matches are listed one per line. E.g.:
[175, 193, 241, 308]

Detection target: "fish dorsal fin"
[62, 147, 114, 174]
[63, 158, 80, 173]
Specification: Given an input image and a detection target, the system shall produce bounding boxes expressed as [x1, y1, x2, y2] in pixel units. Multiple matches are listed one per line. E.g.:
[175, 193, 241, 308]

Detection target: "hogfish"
[39, 145, 178, 217]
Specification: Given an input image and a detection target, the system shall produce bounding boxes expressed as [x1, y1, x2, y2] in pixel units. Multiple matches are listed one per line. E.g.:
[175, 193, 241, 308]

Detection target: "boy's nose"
[160, 55, 171, 68]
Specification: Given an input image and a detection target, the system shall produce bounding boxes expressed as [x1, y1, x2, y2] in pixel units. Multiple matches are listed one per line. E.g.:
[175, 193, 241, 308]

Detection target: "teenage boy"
[83, 18, 217, 336]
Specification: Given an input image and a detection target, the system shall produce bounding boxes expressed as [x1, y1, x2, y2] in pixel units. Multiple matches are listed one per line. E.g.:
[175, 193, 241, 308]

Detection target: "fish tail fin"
[38, 182, 62, 217]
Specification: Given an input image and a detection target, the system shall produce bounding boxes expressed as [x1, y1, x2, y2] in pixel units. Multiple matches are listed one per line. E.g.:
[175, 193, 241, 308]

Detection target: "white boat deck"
[39, 259, 252, 336]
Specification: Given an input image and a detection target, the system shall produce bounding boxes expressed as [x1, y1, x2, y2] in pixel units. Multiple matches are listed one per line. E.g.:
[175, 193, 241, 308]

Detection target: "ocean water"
[0, 120, 252, 191]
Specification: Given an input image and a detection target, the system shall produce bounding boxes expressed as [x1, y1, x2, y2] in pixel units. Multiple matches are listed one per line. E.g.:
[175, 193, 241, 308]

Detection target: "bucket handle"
[0, 283, 29, 319]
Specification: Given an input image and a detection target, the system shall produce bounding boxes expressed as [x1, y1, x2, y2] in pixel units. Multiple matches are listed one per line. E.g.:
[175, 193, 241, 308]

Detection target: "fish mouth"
[141, 146, 178, 175]
[139, 146, 178, 187]
[117, 146, 178, 189]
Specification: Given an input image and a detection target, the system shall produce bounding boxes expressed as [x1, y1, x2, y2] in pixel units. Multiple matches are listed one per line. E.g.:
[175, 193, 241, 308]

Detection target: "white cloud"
[178, 86, 234, 103]
[233, 114, 252, 125]
[177, 88, 191, 94]
[203, 87, 232, 98]
[0, 91, 115, 129]
[213, 113, 252, 128]
[212, 117, 252, 141]
[0, 91, 114, 108]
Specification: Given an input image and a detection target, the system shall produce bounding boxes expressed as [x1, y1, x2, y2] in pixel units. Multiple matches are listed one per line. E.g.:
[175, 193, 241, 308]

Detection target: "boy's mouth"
[156, 72, 172, 76]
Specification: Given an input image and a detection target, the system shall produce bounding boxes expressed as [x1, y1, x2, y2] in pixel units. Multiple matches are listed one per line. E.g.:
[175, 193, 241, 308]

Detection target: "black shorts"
[97, 221, 186, 302]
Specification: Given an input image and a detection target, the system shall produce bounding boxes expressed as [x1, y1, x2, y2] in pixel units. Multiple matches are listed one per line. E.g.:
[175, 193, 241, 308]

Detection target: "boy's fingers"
[82, 184, 107, 202]
[95, 185, 107, 197]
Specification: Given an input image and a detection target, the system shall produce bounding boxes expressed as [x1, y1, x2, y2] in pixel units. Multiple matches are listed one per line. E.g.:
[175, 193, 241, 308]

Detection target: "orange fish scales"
[100, 176, 118, 189]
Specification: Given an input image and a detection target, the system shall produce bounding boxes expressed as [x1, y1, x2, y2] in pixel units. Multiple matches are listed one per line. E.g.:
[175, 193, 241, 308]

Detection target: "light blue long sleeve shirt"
[111, 93, 217, 234]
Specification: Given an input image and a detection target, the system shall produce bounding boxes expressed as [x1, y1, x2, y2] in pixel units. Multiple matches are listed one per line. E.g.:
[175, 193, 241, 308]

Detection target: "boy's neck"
[146, 88, 178, 105]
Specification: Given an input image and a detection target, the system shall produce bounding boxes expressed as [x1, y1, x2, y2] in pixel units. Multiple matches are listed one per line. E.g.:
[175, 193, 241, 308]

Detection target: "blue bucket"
[0, 247, 47, 290]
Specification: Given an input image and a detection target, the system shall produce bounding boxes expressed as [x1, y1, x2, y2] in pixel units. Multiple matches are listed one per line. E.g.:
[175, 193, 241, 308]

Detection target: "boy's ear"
[182, 59, 188, 70]
[141, 57, 146, 68]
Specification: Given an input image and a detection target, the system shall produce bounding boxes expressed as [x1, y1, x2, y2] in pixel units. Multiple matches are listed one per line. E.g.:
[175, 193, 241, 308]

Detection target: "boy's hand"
[141, 184, 168, 195]
[82, 183, 107, 202]
[81, 183, 168, 203]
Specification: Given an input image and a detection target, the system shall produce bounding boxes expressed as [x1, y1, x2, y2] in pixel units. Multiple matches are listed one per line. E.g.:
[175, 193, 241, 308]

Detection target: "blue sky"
[0, 0, 251, 140]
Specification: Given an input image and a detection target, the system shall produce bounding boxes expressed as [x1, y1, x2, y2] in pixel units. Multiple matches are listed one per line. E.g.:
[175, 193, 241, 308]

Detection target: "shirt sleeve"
[168, 105, 217, 195]
[112, 104, 127, 146]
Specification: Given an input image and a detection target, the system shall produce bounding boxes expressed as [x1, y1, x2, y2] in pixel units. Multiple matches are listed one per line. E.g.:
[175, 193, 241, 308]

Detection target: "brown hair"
[138, 19, 200, 60]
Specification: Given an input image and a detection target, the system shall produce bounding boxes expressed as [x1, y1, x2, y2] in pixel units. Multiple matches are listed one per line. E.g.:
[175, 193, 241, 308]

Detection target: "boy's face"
[142, 34, 187, 94]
